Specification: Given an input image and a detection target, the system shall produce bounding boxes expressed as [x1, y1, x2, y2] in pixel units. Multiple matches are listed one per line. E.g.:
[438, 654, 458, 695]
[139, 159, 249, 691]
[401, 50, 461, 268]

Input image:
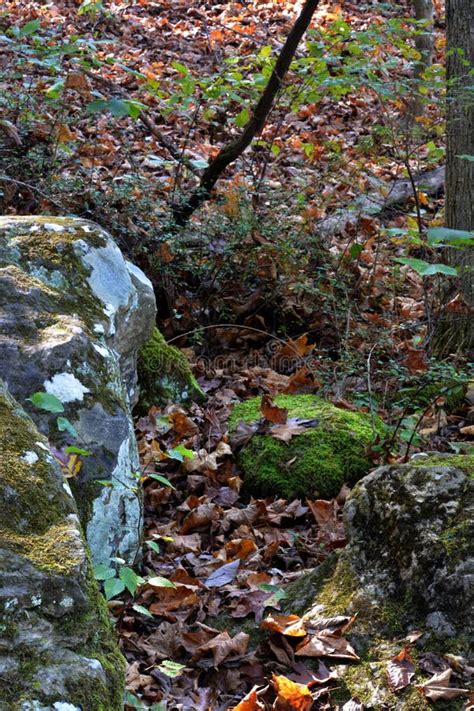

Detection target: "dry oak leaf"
[261, 394, 288, 424]
[198, 630, 250, 667]
[416, 668, 468, 701]
[296, 632, 359, 660]
[386, 646, 415, 691]
[272, 674, 313, 711]
[270, 421, 306, 442]
[148, 586, 199, 614]
[261, 613, 307, 638]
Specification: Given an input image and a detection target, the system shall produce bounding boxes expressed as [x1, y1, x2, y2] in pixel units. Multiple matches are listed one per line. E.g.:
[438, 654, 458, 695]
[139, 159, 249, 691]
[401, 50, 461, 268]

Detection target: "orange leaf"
[261, 613, 307, 637]
[260, 394, 288, 424]
[232, 687, 264, 711]
[272, 674, 312, 711]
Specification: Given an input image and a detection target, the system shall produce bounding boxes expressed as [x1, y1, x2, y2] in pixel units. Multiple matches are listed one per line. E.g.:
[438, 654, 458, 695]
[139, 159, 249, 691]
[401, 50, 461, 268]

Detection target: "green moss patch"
[230, 394, 385, 499]
[137, 327, 204, 408]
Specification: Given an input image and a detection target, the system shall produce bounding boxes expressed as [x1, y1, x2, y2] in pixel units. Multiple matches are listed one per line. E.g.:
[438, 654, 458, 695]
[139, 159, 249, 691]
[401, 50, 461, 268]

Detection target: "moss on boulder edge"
[137, 327, 204, 408]
[229, 394, 385, 499]
[0, 381, 124, 710]
[0, 215, 158, 565]
[280, 456, 473, 709]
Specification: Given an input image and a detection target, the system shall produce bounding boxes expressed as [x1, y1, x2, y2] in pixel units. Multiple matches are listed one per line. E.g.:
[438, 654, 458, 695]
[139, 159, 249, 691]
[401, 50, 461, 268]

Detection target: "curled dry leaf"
[261, 613, 307, 638]
[416, 668, 468, 701]
[295, 632, 359, 661]
[386, 646, 415, 691]
[196, 630, 249, 666]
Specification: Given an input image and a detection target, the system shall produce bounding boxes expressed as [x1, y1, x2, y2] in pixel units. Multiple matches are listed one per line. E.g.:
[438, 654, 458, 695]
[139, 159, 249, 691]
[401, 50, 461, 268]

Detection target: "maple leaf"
[386, 646, 415, 691]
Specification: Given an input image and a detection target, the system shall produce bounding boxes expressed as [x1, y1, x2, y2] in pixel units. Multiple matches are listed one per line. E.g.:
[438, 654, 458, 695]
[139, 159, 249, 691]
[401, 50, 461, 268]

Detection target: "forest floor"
[1, 0, 473, 708]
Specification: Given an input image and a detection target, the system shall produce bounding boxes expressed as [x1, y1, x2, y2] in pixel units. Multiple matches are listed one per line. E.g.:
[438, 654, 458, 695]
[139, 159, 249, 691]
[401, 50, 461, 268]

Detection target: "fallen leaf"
[198, 630, 249, 666]
[261, 394, 288, 424]
[261, 613, 307, 638]
[232, 686, 264, 710]
[416, 668, 468, 701]
[204, 558, 240, 587]
[387, 646, 415, 691]
[272, 674, 313, 711]
[296, 632, 359, 660]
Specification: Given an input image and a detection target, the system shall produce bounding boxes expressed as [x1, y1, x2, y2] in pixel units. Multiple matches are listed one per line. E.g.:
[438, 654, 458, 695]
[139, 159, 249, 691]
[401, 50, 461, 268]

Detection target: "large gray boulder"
[0, 216, 156, 564]
[283, 455, 473, 709]
[0, 381, 124, 710]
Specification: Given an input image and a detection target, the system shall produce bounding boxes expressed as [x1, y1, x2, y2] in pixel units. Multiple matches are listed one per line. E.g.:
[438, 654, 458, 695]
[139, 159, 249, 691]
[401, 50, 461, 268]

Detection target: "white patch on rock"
[60, 596, 74, 609]
[31, 595, 42, 607]
[36, 441, 49, 450]
[86, 435, 141, 566]
[21, 451, 39, 464]
[5, 598, 18, 611]
[44, 373, 90, 403]
[93, 323, 105, 334]
[93, 343, 109, 358]
[126, 260, 153, 289]
[63, 480, 74, 498]
[43, 223, 65, 232]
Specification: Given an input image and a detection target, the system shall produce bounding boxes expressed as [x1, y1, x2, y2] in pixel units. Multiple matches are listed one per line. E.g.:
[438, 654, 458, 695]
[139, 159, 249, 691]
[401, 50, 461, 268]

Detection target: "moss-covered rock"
[137, 327, 204, 408]
[280, 456, 473, 709]
[229, 394, 385, 499]
[0, 381, 124, 710]
[0, 216, 157, 565]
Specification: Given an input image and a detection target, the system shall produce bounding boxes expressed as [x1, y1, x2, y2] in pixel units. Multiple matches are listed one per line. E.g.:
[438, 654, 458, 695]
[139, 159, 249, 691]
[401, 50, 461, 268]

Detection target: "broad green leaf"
[167, 444, 194, 461]
[86, 99, 108, 114]
[147, 576, 176, 589]
[394, 257, 457, 276]
[64, 445, 91, 456]
[172, 61, 189, 75]
[157, 660, 186, 678]
[103, 577, 126, 600]
[20, 19, 41, 36]
[28, 392, 64, 413]
[45, 79, 65, 99]
[235, 108, 250, 128]
[132, 604, 153, 618]
[189, 158, 209, 170]
[147, 473, 176, 489]
[93, 564, 115, 581]
[145, 540, 160, 553]
[57, 417, 78, 438]
[107, 98, 129, 118]
[119, 566, 140, 595]
[427, 227, 474, 246]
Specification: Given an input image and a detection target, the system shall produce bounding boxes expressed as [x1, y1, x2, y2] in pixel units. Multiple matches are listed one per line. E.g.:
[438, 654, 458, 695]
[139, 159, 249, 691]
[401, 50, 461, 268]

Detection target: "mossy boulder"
[137, 327, 204, 408]
[0, 381, 124, 710]
[229, 394, 385, 499]
[0, 216, 157, 564]
[281, 455, 474, 708]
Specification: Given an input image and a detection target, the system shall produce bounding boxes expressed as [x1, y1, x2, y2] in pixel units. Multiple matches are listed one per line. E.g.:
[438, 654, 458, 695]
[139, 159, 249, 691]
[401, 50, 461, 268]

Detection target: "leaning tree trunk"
[436, 0, 474, 357]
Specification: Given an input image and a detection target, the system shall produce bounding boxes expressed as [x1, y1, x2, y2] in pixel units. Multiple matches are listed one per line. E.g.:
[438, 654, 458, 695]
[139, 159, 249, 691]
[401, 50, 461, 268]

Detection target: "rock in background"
[0, 216, 156, 564]
[282, 455, 473, 708]
[0, 381, 124, 711]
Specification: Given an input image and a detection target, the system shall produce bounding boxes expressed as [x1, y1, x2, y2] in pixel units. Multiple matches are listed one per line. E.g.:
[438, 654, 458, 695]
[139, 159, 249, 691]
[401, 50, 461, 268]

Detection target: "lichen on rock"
[0, 215, 156, 565]
[280, 455, 473, 709]
[0, 381, 124, 710]
[229, 394, 385, 499]
[137, 327, 204, 408]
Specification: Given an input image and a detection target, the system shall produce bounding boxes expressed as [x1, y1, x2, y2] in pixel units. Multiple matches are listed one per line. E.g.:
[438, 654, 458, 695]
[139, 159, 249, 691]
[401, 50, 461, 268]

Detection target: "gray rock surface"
[0, 216, 156, 564]
[283, 455, 473, 709]
[0, 381, 124, 711]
